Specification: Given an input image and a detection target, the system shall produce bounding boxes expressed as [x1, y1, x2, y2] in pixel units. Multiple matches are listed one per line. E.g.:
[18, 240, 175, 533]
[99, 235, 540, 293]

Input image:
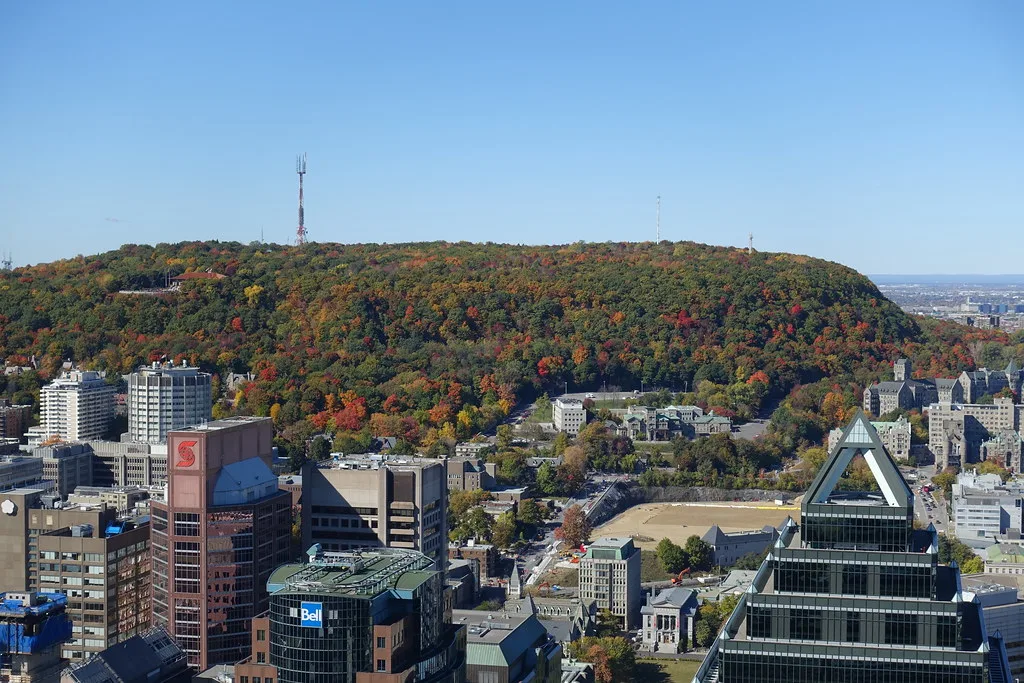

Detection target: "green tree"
[497, 424, 513, 451]
[309, 436, 332, 462]
[552, 432, 569, 457]
[684, 535, 713, 570]
[655, 538, 689, 574]
[960, 556, 984, 574]
[939, 535, 977, 566]
[517, 498, 543, 526]
[932, 468, 958, 498]
[595, 609, 620, 636]
[535, 461, 559, 496]
[554, 504, 592, 549]
[695, 621, 715, 648]
[492, 511, 518, 549]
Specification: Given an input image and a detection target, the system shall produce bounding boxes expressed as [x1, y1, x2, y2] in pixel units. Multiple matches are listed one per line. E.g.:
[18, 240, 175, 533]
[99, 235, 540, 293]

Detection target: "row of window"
[720, 653, 985, 683]
[748, 606, 958, 647]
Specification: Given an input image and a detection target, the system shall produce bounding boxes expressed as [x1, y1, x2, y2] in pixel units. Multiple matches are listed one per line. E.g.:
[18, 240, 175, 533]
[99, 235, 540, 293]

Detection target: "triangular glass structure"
[804, 410, 912, 509]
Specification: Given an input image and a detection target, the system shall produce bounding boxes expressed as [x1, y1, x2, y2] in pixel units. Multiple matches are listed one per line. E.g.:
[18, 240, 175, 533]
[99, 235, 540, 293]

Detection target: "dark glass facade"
[693, 415, 1003, 683]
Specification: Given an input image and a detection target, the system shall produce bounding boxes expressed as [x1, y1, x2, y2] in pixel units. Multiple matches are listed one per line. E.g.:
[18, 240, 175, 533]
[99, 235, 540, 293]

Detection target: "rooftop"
[0, 592, 67, 618]
[267, 546, 435, 598]
[178, 416, 270, 432]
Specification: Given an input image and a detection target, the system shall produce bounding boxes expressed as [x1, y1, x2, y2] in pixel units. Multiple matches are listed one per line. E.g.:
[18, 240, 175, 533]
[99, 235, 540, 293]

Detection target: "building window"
[256, 652, 266, 664]
[884, 613, 917, 646]
[377, 636, 386, 648]
[845, 612, 860, 642]
[841, 565, 867, 594]
[377, 660, 387, 672]
[789, 609, 822, 640]
[256, 630, 266, 642]
[937, 615, 958, 648]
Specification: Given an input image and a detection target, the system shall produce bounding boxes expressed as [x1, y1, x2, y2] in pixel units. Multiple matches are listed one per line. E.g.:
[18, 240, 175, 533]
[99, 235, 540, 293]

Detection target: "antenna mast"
[748, 232, 753, 254]
[296, 153, 307, 245]
[656, 195, 661, 242]
[1, 251, 11, 271]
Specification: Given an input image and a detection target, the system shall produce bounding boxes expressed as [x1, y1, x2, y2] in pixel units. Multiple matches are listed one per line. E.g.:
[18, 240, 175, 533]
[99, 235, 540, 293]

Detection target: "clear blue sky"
[1, 1, 1021, 274]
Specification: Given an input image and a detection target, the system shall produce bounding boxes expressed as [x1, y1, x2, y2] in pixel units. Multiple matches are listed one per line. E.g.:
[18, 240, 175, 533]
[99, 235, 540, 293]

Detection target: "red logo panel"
[177, 440, 198, 468]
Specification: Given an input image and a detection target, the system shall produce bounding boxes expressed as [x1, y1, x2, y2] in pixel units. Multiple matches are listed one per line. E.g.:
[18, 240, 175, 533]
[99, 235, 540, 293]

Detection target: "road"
[731, 418, 769, 441]
[912, 465, 949, 533]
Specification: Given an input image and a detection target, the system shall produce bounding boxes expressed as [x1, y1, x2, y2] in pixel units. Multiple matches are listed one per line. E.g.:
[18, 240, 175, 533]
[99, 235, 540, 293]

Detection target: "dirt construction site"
[592, 500, 801, 550]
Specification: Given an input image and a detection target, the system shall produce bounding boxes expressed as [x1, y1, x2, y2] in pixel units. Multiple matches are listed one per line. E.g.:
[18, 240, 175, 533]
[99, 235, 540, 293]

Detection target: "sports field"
[593, 500, 798, 549]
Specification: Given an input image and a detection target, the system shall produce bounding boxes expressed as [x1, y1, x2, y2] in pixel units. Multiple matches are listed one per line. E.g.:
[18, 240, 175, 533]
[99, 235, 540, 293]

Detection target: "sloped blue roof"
[212, 457, 278, 506]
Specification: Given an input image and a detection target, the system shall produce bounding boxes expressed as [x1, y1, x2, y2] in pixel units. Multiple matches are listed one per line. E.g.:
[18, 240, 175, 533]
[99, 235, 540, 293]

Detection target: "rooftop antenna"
[748, 232, 754, 254]
[656, 196, 661, 242]
[296, 153, 308, 245]
[1, 251, 11, 271]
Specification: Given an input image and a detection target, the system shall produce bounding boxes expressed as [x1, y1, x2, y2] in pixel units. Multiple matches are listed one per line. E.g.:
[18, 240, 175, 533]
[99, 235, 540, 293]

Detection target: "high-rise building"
[0, 399, 33, 440]
[235, 546, 466, 683]
[693, 413, 1008, 682]
[0, 592, 73, 683]
[127, 361, 212, 444]
[578, 537, 641, 629]
[29, 443, 93, 498]
[150, 418, 292, 670]
[0, 489, 152, 662]
[36, 370, 114, 443]
[88, 441, 168, 488]
[302, 454, 447, 569]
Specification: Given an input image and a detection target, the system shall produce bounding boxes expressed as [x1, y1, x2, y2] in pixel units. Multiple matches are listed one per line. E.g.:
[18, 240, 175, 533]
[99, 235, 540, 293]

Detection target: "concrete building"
[985, 544, 1024, 576]
[0, 498, 154, 662]
[0, 592, 73, 683]
[613, 404, 731, 441]
[701, 524, 781, 568]
[89, 441, 168, 488]
[0, 456, 45, 492]
[67, 486, 151, 515]
[60, 627, 191, 683]
[446, 457, 497, 492]
[452, 609, 561, 683]
[127, 361, 212, 445]
[0, 399, 33, 440]
[862, 358, 952, 416]
[454, 442, 495, 458]
[930, 398, 1024, 470]
[38, 370, 115, 443]
[234, 546, 466, 683]
[448, 542, 498, 582]
[150, 418, 293, 670]
[552, 399, 586, 437]
[960, 575, 1024, 680]
[953, 470, 1024, 543]
[828, 416, 912, 462]
[29, 443, 94, 498]
[302, 454, 447, 570]
[640, 586, 698, 653]
[693, 413, 1003, 683]
[578, 537, 640, 630]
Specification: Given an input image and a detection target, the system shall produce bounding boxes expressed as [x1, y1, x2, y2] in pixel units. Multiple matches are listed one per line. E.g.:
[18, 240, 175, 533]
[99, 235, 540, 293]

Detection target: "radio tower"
[748, 232, 754, 254]
[1, 251, 11, 271]
[295, 153, 307, 245]
[656, 196, 661, 242]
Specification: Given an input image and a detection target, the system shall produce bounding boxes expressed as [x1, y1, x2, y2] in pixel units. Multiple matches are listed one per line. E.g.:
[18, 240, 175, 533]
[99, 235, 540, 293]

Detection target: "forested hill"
[0, 240, 998, 448]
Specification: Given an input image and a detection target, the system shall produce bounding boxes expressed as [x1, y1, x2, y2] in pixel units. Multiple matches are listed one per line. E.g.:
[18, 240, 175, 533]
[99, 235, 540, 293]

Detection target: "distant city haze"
[1, 2, 1021, 273]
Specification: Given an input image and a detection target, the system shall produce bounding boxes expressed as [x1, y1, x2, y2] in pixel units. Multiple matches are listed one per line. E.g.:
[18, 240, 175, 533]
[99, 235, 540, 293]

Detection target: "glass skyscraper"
[693, 413, 1011, 683]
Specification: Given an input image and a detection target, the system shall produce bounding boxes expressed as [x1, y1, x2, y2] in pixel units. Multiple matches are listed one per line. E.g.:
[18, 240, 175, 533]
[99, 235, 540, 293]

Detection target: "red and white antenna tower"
[296, 153, 308, 245]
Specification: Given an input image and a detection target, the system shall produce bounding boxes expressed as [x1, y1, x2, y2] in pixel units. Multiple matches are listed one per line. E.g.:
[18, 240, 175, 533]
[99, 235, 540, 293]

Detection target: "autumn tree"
[491, 511, 518, 549]
[555, 504, 592, 549]
[656, 538, 689, 575]
[684, 535, 713, 571]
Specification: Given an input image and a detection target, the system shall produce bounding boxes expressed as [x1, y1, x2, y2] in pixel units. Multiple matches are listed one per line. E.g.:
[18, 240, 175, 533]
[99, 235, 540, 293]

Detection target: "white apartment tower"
[553, 398, 587, 436]
[128, 360, 212, 443]
[39, 369, 114, 442]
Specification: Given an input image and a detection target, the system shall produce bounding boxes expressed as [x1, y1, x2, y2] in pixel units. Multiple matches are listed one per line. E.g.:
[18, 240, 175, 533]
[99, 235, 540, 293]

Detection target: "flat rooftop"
[267, 548, 435, 597]
[179, 416, 270, 432]
[451, 610, 531, 644]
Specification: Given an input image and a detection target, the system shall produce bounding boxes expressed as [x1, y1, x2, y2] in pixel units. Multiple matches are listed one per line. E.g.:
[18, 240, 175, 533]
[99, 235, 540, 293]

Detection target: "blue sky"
[1, 2, 1021, 274]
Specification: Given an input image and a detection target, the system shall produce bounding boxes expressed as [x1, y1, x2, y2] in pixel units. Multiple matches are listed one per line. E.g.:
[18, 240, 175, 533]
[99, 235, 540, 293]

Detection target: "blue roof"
[212, 457, 278, 506]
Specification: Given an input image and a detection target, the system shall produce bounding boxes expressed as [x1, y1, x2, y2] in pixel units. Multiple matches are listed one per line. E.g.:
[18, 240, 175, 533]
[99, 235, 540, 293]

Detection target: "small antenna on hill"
[656, 196, 661, 242]
[748, 232, 754, 254]
[1, 251, 12, 271]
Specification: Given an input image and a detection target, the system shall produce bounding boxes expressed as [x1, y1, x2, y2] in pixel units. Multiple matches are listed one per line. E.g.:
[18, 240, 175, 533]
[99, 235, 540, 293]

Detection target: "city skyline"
[1, 2, 1022, 273]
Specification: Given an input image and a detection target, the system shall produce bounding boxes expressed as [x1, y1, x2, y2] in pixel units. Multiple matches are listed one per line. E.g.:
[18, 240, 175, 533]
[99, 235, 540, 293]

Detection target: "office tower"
[0, 489, 151, 662]
[61, 627, 191, 683]
[88, 441, 168, 488]
[150, 418, 292, 670]
[0, 592, 73, 683]
[234, 545, 466, 683]
[37, 370, 114, 442]
[578, 537, 641, 629]
[693, 413, 1007, 682]
[29, 443, 93, 498]
[302, 454, 447, 569]
[127, 361, 212, 444]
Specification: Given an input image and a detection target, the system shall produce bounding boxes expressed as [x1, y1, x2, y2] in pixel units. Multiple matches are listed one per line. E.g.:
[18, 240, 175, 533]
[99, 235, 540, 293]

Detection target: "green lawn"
[635, 658, 702, 682]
